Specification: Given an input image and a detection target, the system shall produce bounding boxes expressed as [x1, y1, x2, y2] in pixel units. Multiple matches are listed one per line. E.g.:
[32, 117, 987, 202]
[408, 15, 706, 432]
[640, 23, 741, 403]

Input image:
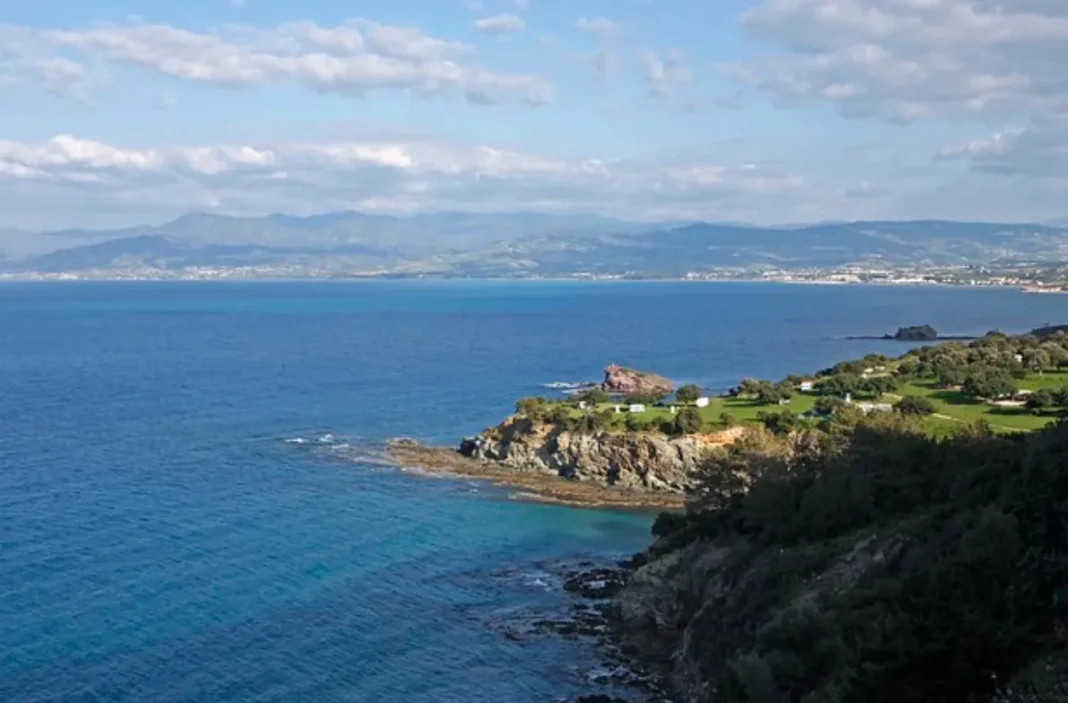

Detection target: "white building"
[856, 402, 894, 413]
[695, 397, 710, 408]
[578, 401, 589, 410]
[799, 381, 815, 392]
[629, 404, 646, 413]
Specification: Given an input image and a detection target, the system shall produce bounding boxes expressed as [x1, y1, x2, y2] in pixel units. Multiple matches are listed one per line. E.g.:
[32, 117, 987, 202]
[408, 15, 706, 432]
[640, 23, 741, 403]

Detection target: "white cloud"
[732, 0, 1068, 123]
[642, 50, 693, 100]
[15, 19, 549, 106]
[575, 17, 618, 37]
[0, 133, 814, 226]
[472, 14, 526, 36]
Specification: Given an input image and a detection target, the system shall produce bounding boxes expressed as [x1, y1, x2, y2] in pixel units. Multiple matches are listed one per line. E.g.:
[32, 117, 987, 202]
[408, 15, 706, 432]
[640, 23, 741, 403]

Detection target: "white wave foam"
[284, 437, 308, 444]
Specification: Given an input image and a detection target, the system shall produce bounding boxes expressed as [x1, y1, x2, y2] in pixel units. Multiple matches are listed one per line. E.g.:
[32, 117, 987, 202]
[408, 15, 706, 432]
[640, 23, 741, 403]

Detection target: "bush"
[813, 396, 845, 416]
[1025, 389, 1054, 411]
[574, 388, 610, 405]
[895, 395, 936, 417]
[758, 410, 800, 435]
[674, 407, 704, 435]
[962, 369, 1017, 400]
[651, 510, 688, 538]
[516, 396, 548, 419]
[676, 384, 701, 404]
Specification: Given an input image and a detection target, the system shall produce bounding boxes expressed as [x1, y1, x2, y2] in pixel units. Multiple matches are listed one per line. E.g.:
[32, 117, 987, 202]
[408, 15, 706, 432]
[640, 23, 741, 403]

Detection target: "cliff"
[601, 415, 1068, 703]
[459, 416, 743, 494]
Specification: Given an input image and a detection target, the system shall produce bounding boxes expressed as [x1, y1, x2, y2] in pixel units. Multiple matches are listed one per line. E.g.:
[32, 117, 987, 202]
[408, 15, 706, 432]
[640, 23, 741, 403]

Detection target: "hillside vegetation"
[512, 329, 1068, 439]
[616, 407, 1068, 702]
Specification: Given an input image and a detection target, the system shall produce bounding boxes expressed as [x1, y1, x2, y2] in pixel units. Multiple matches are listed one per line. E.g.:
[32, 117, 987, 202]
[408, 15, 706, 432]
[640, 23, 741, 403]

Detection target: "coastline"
[386, 439, 685, 510]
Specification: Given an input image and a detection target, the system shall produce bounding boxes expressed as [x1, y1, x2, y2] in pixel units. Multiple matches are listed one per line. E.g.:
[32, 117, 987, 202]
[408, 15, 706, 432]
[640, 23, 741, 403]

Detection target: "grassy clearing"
[895, 381, 1061, 432]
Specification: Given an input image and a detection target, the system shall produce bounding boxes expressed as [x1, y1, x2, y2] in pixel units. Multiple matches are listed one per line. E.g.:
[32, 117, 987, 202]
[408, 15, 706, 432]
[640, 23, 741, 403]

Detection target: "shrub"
[674, 407, 704, 435]
[895, 395, 936, 417]
[814, 396, 845, 416]
[676, 384, 701, 404]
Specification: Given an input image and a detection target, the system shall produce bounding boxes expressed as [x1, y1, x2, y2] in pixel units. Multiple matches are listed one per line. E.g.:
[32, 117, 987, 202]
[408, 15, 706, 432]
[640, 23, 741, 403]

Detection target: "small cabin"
[799, 381, 815, 392]
[629, 404, 646, 413]
[778, 398, 792, 406]
[695, 397, 710, 408]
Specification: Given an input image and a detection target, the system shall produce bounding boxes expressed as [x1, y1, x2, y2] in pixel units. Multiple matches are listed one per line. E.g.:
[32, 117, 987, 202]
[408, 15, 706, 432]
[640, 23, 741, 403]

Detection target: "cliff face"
[460, 418, 741, 493]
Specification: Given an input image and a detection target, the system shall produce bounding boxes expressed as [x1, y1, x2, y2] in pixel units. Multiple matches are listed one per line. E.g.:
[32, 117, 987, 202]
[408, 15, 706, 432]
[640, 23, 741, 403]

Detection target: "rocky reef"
[601, 365, 675, 397]
[459, 416, 743, 494]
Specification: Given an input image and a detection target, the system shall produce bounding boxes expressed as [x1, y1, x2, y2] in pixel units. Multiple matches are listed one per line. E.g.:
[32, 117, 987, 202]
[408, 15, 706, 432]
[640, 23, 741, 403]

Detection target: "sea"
[2, 280, 1067, 703]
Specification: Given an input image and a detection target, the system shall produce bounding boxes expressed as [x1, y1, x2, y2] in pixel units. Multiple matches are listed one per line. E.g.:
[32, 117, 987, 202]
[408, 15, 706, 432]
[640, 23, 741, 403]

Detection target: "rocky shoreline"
[387, 439, 685, 509]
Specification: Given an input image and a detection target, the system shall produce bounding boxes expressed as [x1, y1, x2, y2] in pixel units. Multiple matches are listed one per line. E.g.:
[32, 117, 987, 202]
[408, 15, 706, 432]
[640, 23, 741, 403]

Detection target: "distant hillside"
[4, 212, 1068, 276]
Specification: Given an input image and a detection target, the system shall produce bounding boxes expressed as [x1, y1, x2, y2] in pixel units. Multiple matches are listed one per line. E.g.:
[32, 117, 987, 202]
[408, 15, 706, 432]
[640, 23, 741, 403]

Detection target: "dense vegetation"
[510, 331, 1068, 440]
[644, 407, 1068, 702]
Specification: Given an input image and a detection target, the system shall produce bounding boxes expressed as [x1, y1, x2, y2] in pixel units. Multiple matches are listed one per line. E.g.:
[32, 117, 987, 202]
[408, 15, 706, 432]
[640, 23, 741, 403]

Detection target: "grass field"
[893, 381, 1060, 432]
[561, 371, 1067, 436]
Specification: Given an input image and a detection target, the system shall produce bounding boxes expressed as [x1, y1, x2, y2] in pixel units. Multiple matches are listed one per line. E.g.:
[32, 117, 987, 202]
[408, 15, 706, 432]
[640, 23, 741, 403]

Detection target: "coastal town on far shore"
[6, 261, 1068, 293]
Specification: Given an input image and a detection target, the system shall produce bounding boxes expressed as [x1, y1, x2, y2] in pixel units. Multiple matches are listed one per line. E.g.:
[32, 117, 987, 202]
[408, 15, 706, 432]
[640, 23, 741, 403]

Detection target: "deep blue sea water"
[2, 280, 1067, 702]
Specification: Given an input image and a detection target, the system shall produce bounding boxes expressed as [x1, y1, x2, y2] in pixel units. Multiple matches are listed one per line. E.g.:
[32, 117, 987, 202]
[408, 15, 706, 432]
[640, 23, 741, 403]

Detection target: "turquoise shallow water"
[1, 280, 1066, 702]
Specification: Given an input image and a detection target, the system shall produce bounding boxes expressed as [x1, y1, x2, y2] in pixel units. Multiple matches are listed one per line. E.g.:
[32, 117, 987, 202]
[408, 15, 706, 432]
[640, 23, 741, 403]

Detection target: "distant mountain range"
[3, 212, 1068, 277]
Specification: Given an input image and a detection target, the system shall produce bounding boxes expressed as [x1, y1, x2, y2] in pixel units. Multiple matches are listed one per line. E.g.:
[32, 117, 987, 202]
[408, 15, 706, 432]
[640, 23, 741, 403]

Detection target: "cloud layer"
[0, 133, 811, 226]
[2, 19, 551, 106]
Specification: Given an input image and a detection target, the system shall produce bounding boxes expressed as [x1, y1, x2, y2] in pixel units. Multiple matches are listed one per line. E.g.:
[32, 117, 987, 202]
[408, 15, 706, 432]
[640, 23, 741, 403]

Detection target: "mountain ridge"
[3, 211, 1068, 276]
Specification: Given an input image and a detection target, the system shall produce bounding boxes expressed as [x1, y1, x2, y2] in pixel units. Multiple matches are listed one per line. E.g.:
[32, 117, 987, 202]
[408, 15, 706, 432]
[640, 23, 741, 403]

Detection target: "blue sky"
[1, 0, 1065, 229]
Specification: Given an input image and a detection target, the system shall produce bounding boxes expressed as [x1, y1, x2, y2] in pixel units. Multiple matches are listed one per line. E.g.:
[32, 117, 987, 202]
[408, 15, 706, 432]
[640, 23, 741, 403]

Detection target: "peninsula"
[390, 332, 1068, 510]
[387, 332, 1068, 702]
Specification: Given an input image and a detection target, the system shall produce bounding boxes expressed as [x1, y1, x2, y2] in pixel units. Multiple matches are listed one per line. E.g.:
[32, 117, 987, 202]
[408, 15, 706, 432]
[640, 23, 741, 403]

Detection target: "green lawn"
[556, 370, 1067, 437]
[895, 381, 1060, 432]
[572, 393, 819, 431]
[1016, 370, 1068, 391]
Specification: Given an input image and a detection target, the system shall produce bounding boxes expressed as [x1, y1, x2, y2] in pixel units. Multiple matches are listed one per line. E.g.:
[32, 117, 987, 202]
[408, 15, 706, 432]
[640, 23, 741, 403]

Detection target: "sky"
[0, 0, 1066, 230]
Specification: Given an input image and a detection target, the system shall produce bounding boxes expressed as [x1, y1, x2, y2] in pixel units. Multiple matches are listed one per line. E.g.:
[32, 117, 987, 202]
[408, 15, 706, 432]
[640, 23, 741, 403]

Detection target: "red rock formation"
[601, 364, 674, 396]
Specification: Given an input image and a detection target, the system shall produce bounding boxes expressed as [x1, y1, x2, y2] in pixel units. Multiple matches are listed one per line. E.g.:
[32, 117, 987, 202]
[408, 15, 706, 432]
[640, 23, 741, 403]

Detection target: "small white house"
[857, 402, 894, 413]
[578, 400, 589, 410]
[799, 381, 815, 392]
[695, 397, 710, 408]
[629, 403, 646, 413]
[778, 398, 792, 406]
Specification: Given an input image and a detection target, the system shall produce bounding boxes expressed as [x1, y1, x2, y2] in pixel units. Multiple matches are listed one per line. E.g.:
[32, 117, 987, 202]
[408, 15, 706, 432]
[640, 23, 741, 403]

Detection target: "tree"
[814, 396, 845, 416]
[737, 378, 765, 398]
[758, 383, 792, 406]
[895, 395, 936, 417]
[676, 384, 701, 404]
[820, 374, 861, 398]
[674, 407, 704, 435]
[1025, 389, 1054, 411]
[961, 369, 1016, 400]
[758, 410, 800, 435]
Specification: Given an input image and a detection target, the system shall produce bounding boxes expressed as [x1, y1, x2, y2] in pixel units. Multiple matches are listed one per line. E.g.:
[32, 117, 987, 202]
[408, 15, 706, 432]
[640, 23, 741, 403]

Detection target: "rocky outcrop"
[460, 419, 743, 493]
[601, 364, 674, 397]
[889, 324, 938, 341]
